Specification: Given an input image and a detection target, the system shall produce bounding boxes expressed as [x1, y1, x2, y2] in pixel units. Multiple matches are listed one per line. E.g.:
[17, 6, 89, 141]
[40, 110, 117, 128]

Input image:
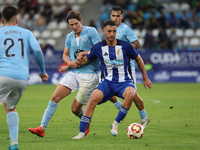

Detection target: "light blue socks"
[114, 100, 122, 109]
[7, 112, 19, 144]
[139, 109, 147, 119]
[41, 100, 58, 127]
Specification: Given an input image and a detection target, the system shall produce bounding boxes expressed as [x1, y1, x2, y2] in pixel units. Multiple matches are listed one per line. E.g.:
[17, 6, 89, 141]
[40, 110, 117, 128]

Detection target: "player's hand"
[59, 65, 70, 72]
[77, 52, 84, 61]
[68, 61, 81, 68]
[39, 73, 49, 82]
[143, 77, 152, 89]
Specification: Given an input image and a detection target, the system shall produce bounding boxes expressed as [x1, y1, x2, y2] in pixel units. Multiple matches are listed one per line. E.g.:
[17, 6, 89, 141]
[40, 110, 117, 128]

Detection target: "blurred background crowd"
[1, 0, 200, 51]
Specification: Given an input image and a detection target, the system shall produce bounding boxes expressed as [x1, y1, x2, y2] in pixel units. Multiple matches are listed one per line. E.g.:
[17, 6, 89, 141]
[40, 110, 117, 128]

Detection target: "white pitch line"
[144, 99, 161, 103]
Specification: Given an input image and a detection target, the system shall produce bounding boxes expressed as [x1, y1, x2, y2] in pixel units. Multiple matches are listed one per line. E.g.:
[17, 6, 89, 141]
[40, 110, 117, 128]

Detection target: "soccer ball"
[127, 123, 145, 139]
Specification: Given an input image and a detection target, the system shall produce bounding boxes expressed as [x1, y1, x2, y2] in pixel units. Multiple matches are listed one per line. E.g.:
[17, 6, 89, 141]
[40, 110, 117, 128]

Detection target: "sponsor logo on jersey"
[104, 59, 124, 68]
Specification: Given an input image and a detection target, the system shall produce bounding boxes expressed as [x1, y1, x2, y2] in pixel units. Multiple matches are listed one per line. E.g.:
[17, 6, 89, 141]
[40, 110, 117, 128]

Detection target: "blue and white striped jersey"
[65, 26, 101, 74]
[116, 23, 138, 70]
[0, 25, 46, 81]
[86, 39, 138, 82]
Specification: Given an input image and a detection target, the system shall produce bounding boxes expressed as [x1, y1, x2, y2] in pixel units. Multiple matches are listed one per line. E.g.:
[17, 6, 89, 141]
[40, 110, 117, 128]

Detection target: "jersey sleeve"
[86, 44, 98, 60]
[125, 27, 138, 43]
[88, 27, 101, 45]
[29, 32, 46, 74]
[126, 42, 138, 59]
[65, 34, 70, 48]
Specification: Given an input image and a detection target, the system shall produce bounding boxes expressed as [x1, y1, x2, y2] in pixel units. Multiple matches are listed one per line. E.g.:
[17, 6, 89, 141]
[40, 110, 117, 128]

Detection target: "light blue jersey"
[116, 23, 138, 69]
[65, 26, 101, 74]
[0, 25, 46, 81]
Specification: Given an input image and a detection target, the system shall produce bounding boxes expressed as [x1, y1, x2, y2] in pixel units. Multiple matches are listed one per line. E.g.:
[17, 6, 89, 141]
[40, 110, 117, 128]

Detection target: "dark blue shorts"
[95, 79, 136, 104]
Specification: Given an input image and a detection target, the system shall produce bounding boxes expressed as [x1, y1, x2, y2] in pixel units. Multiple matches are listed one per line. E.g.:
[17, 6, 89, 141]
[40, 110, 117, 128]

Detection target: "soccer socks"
[115, 106, 129, 123]
[77, 108, 84, 119]
[41, 100, 58, 129]
[139, 109, 147, 120]
[7, 112, 19, 145]
[79, 115, 91, 133]
[114, 100, 122, 109]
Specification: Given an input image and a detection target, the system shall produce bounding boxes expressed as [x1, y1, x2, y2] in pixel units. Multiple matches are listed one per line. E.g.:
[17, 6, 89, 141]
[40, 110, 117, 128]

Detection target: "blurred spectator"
[101, 1, 113, 14]
[42, 0, 52, 24]
[116, 0, 130, 9]
[17, 0, 29, 14]
[40, 43, 45, 51]
[189, 9, 200, 29]
[35, 13, 47, 31]
[157, 27, 167, 44]
[89, 19, 96, 28]
[168, 12, 177, 28]
[18, 13, 27, 28]
[26, 14, 35, 31]
[148, 12, 157, 29]
[29, 0, 39, 14]
[97, 21, 105, 40]
[194, 1, 200, 12]
[63, 2, 71, 19]
[103, 0, 116, 5]
[131, 10, 144, 29]
[156, 12, 166, 28]
[44, 44, 55, 58]
[179, 10, 190, 29]
[145, 60, 154, 72]
[168, 28, 178, 49]
[144, 27, 157, 49]
[137, 0, 155, 12]
[52, 1, 65, 23]
[124, 10, 133, 28]
[175, 37, 188, 51]
[158, 41, 169, 51]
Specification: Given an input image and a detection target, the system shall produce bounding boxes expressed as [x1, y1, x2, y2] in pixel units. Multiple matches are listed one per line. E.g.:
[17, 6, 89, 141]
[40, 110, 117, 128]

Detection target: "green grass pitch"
[0, 83, 200, 150]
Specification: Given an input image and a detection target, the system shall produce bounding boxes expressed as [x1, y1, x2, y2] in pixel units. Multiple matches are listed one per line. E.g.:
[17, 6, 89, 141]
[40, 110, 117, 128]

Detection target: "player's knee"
[51, 92, 62, 103]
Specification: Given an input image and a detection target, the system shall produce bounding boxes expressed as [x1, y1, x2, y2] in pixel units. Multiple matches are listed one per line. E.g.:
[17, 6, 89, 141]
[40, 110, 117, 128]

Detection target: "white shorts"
[0, 77, 27, 109]
[59, 72, 99, 105]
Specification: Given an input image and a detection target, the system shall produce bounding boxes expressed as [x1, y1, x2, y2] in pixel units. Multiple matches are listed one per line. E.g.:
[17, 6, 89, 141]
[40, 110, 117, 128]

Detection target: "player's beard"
[107, 36, 115, 43]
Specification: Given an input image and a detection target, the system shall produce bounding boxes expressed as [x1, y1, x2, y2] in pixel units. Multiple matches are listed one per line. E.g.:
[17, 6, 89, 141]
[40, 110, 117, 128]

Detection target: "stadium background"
[1, 0, 200, 84]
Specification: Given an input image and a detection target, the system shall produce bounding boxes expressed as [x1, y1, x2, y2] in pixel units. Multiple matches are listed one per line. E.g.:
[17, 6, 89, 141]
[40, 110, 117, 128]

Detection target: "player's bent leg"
[133, 93, 150, 128]
[4, 103, 19, 148]
[110, 87, 135, 136]
[133, 93, 144, 111]
[71, 99, 83, 116]
[29, 84, 72, 137]
[73, 89, 104, 139]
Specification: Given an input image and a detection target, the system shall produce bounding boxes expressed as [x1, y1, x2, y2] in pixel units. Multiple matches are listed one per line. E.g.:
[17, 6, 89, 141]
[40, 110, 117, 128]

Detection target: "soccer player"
[28, 10, 121, 137]
[72, 20, 152, 139]
[0, 6, 49, 150]
[109, 6, 150, 127]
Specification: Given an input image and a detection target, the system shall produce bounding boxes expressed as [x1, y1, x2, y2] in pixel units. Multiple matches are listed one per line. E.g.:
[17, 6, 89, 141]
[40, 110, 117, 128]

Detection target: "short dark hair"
[2, 6, 18, 22]
[110, 6, 123, 14]
[66, 10, 82, 23]
[103, 20, 116, 28]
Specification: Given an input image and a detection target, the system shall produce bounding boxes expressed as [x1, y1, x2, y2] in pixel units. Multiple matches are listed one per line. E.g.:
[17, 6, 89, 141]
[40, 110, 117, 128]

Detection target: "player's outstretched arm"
[135, 54, 153, 89]
[39, 73, 49, 82]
